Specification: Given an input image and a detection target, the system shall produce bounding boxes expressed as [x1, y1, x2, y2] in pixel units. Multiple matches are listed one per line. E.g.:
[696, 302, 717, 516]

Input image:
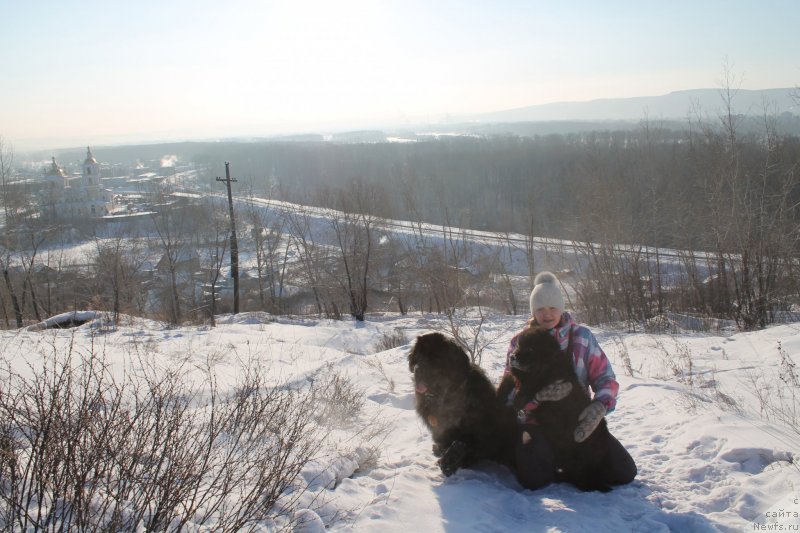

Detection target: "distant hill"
[26, 88, 800, 158]
[471, 88, 798, 123]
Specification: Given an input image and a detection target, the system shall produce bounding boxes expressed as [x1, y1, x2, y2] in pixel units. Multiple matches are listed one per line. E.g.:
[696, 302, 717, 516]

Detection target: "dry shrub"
[0, 343, 329, 532]
[374, 329, 408, 352]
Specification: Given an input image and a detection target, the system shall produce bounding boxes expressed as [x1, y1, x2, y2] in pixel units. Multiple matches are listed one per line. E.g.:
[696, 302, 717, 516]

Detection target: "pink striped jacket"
[503, 312, 619, 413]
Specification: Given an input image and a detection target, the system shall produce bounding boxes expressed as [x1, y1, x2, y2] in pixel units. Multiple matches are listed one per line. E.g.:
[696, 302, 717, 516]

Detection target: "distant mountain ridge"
[29, 89, 799, 155]
[471, 88, 798, 123]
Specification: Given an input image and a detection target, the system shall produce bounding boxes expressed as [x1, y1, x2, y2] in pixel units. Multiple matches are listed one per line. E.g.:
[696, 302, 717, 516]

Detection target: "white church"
[40, 147, 114, 220]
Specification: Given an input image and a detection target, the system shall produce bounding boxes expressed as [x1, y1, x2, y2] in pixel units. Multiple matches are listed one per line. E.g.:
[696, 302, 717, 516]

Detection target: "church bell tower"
[83, 146, 100, 187]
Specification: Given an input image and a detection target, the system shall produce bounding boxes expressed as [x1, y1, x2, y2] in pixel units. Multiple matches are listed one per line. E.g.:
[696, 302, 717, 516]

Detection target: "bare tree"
[0, 136, 22, 327]
[376, 232, 411, 315]
[197, 200, 230, 326]
[523, 213, 537, 295]
[0, 136, 14, 224]
[91, 228, 147, 324]
[703, 61, 800, 329]
[285, 206, 330, 316]
[244, 198, 290, 313]
[491, 233, 520, 315]
[328, 181, 378, 322]
[0, 248, 22, 328]
[17, 227, 48, 323]
[149, 198, 193, 325]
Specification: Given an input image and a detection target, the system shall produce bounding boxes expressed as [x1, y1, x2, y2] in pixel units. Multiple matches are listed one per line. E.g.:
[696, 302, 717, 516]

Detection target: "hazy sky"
[2, 0, 798, 150]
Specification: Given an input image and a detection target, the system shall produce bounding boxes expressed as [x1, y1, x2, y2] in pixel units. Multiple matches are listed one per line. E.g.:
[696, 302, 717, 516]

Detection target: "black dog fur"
[496, 326, 612, 492]
[409, 332, 514, 476]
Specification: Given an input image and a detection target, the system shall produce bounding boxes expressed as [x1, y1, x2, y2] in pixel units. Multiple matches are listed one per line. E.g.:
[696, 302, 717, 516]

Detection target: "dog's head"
[509, 327, 566, 395]
[408, 332, 470, 396]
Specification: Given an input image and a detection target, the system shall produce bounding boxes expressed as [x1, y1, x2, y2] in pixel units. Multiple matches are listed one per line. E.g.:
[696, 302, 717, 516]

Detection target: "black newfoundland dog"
[408, 332, 514, 476]
[497, 326, 612, 492]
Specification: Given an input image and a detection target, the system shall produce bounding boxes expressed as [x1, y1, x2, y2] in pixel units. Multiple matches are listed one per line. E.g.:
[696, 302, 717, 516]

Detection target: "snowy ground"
[3, 311, 800, 532]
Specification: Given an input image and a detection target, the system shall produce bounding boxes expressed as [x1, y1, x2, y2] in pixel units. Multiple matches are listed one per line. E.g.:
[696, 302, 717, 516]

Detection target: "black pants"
[514, 426, 637, 491]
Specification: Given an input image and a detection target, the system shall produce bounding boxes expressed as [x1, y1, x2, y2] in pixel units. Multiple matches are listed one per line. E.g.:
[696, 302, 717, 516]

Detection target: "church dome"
[48, 156, 67, 178]
[84, 146, 98, 164]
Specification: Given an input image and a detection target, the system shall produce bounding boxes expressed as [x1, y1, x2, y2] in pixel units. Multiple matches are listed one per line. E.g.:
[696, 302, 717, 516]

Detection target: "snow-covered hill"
[2, 311, 798, 531]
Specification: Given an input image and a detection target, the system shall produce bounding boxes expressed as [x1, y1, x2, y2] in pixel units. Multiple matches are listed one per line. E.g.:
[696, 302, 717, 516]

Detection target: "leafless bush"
[362, 357, 396, 394]
[611, 335, 636, 377]
[748, 342, 800, 432]
[744, 346, 799, 451]
[778, 341, 799, 388]
[643, 315, 678, 334]
[652, 336, 686, 382]
[311, 368, 365, 428]
[302, 368, 390, 502]
[441, 307, 489, 365]
[570, 241, 665, 326]
[0, 342, 330, 532]
[374, 329, 408, 352]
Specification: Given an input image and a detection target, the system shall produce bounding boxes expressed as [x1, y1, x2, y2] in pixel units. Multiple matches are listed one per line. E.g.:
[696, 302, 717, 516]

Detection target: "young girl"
[503, 271, 637, 490]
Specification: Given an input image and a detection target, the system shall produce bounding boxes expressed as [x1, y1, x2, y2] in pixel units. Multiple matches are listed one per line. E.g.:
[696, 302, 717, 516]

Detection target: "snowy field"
[2, 311, 800, 532]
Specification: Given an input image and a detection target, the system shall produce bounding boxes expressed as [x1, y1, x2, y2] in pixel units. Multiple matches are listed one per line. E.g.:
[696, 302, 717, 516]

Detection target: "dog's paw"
[432, 443, 444, 458]
[437, 440, 468, 477]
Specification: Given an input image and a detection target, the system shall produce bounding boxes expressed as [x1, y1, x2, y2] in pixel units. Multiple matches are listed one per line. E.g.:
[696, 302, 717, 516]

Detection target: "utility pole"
[216, 162, 239, 314]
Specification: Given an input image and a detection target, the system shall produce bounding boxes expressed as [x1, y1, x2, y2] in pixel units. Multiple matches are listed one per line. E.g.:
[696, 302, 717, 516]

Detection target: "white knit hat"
[529, 271, 565, 314]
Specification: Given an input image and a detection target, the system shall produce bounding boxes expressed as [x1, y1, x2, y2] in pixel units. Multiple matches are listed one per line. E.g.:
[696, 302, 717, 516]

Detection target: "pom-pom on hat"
[529, 271, 565, 314]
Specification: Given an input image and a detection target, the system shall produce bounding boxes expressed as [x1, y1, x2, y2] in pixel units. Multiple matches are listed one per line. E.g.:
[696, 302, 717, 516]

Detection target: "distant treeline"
[173, 122, 800, 255]
[40, 116, 800, 255]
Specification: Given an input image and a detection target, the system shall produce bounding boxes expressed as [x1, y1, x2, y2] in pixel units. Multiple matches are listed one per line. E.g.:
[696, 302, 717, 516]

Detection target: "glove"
[535, 380, 573, 402]
[574, 400, 606, 443]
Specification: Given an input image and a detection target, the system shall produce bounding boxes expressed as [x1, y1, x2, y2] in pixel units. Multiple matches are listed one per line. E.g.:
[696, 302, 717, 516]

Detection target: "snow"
[2, 311, 799, 532]
[23, 309, 108, 330]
